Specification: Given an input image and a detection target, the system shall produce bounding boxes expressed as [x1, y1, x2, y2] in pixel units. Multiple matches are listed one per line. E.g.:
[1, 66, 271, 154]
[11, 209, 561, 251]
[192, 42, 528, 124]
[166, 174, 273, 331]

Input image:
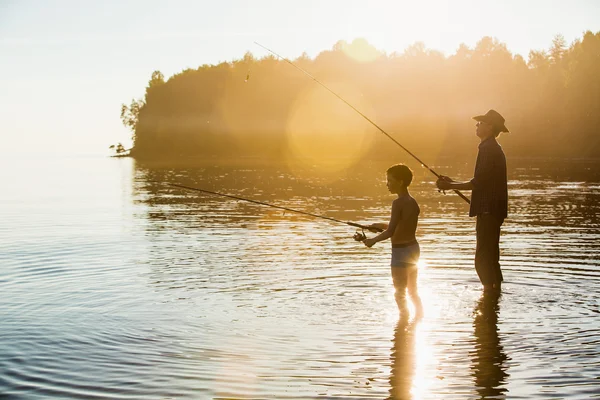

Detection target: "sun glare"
[284, 82, 376, 182]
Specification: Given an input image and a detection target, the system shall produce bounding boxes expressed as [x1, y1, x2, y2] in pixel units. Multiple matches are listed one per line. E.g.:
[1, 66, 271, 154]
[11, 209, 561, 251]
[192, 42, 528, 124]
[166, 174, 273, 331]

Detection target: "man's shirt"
[469, 137, 508, 219]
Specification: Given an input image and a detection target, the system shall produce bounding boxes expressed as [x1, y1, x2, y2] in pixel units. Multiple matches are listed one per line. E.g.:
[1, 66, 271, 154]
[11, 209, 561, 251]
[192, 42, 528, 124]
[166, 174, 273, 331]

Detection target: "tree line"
[119, 31, 600, 164]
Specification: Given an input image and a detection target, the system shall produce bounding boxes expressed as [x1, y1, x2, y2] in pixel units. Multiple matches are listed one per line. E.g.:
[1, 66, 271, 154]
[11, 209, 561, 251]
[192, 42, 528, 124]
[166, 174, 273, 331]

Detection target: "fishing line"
[254, 41, 470, 205]
[169, 182, 383, 237]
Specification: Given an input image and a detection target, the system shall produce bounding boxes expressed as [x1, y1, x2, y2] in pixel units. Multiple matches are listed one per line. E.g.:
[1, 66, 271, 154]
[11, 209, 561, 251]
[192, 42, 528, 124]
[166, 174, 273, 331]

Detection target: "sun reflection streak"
[389, 315, 438, 400]
[386, 256, 437, 399]
[411, 320, 437, 400]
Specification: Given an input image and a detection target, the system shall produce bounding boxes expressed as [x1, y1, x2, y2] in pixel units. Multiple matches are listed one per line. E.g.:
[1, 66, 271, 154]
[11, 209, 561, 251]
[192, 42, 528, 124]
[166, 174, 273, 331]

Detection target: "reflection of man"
[471, 291, 509, 398]
[388, 316, 419, 400]
[436, 110, 508, 292]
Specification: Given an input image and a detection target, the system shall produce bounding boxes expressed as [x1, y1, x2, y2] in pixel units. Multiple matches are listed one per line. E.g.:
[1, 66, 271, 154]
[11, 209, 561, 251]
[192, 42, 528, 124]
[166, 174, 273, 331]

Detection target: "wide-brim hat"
[473, 109, 509, 133]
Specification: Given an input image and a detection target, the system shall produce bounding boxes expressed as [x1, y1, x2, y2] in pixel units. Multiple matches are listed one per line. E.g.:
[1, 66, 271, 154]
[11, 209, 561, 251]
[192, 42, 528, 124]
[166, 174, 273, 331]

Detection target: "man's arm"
[437, 177, 475, 191]
[437, 146, 495, 192]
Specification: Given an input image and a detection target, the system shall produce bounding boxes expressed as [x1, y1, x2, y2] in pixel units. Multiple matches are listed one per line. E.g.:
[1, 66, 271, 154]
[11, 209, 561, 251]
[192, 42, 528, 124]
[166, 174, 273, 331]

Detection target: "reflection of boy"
[362, 164, 423, 317]
[436, 109, 509, 292]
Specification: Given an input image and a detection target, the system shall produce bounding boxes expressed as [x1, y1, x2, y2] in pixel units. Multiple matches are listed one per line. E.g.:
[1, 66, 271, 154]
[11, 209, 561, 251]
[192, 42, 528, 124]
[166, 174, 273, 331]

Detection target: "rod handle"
[454, 189, 471, 204]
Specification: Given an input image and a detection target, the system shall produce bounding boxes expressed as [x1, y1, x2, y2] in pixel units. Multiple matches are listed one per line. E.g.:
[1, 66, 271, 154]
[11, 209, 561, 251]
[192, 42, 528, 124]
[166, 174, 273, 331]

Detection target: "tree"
[120, 98, 144, 134]
[149, 70, 165, 87]
[550, 34, 567, 64]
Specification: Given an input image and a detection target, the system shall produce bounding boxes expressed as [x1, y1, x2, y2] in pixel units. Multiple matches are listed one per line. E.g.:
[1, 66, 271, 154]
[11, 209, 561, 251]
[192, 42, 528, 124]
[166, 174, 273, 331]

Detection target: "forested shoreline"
[118, 32, 600, 164]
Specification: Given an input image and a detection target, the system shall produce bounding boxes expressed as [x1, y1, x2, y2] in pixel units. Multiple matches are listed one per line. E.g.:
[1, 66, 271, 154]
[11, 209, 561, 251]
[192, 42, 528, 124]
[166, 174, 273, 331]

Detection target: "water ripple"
[1, 157, 599, 399]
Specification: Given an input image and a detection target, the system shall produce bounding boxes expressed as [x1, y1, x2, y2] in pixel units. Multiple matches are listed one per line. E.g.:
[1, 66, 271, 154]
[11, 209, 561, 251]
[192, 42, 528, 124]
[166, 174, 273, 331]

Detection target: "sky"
[1, 0, 599, 156]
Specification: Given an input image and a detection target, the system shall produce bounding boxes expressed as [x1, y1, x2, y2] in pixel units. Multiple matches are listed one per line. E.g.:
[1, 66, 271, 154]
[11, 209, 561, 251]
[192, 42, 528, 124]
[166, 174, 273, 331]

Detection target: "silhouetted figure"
[436, 110, 509, 292]
[388, 315, 420, 400]
[363, 164, 423, 317]
[471, 290, 509, 398]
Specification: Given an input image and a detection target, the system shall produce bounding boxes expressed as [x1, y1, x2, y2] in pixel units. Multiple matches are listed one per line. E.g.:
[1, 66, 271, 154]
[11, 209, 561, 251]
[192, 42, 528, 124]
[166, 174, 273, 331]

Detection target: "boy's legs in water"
[391, 265, 423, 318]
[391, 267, 408, 314]
[406, 265, 424, 318]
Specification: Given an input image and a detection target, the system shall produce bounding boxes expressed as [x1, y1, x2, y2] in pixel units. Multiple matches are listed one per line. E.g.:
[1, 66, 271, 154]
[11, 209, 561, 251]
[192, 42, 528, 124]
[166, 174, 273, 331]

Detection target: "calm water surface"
[1, 154, 599, 399]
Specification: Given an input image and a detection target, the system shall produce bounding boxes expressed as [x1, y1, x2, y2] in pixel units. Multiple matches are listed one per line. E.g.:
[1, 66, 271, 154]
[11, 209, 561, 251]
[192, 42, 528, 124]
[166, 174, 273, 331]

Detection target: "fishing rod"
[169, 182, 383, 238]
[254, 42, 471, 205]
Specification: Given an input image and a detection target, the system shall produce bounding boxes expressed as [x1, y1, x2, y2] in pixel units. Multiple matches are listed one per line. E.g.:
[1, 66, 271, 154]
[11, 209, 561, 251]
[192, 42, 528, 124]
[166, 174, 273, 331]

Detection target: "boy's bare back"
[391, 194, 420, 245]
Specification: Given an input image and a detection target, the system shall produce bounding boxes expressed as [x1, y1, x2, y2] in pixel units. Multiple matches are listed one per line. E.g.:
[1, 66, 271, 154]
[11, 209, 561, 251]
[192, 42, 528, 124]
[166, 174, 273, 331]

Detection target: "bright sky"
[1, 0, 599, 155]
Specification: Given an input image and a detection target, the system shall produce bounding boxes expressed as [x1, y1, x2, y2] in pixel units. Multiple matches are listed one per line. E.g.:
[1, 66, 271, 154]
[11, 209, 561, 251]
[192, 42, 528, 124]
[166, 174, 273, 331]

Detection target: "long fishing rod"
[254, 42, 471, 205]
[169, 183, 384, 234]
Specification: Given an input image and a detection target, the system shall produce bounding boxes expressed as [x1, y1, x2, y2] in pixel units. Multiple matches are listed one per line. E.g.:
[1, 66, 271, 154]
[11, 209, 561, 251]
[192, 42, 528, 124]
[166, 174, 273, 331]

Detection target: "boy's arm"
[367, 222, 388, 232]
[363, 200, 401, 248]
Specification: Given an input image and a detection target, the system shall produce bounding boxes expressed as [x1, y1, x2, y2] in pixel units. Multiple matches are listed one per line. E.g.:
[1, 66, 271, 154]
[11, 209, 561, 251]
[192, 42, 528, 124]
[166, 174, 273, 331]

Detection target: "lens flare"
[284, 82, 375, 183]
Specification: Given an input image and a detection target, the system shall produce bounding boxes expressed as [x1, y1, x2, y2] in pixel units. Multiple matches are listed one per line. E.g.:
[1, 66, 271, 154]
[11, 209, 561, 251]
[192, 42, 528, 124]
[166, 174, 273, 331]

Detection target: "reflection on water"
[471, 291, 508, 399]
[1, 155, 599, 399]
[389, 316, 420, 400]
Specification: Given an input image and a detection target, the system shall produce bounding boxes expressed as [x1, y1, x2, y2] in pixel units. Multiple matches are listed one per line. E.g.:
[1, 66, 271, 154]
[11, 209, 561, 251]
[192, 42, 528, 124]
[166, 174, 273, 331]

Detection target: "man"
[437, 109, 509, 292]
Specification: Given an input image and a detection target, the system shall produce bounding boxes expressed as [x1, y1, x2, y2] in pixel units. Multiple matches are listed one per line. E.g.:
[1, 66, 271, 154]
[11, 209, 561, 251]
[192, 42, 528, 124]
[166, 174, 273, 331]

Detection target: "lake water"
[1, 154, 599, 399]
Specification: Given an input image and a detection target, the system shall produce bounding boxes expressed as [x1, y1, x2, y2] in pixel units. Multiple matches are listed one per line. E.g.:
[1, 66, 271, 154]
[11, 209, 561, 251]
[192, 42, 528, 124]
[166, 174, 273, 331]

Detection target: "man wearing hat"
[436, 110, 509, 292]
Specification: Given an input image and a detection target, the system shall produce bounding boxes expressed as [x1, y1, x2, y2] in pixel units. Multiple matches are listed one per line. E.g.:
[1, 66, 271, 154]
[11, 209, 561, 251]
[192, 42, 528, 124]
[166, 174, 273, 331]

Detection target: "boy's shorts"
[391, 240, 420, 267]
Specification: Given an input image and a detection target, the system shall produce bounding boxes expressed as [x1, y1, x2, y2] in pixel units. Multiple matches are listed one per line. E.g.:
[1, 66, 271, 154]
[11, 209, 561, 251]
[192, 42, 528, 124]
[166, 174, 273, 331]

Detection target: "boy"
[363, 164, 423, 317]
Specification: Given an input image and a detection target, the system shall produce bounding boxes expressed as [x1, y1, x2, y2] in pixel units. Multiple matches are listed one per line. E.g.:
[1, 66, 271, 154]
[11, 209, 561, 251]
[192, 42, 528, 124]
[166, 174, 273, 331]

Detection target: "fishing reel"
[353, 229, 367, 242]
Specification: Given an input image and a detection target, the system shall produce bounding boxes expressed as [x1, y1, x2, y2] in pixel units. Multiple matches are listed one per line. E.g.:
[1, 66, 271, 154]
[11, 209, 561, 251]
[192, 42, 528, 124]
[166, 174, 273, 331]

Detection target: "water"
[1, 154, 599, 399]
